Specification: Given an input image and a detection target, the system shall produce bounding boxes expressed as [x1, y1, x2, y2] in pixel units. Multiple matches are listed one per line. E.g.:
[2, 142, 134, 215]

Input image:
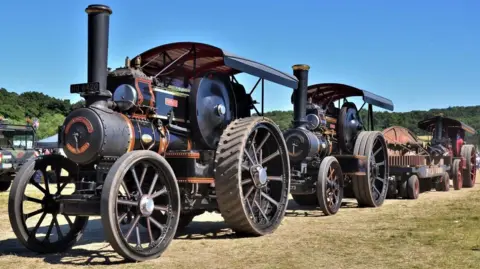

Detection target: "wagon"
[284, 67, 394, 216]
[8, 4, 297, 262]
[383, 115, 476, 199]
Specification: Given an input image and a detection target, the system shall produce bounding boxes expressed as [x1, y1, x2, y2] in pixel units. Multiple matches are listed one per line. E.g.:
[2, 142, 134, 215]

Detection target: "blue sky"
[0, 0, 478, 113]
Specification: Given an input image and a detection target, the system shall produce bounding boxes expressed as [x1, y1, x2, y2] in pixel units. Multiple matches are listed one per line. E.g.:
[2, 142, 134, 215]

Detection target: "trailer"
[383, 115, 476, 199]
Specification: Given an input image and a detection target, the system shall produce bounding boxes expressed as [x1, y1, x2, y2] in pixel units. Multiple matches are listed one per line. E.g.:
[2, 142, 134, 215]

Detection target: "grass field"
[0, 175, 480, 269]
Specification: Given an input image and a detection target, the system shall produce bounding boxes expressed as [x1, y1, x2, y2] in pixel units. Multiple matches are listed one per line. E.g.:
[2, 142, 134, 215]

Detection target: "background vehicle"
[0, 118, 38, 191]
[284, 65, 394, 216]
[8, 4, 296, 262]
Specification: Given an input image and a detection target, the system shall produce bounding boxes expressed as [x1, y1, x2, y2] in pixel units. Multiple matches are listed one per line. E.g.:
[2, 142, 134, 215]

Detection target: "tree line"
[1, 87, 478, 146]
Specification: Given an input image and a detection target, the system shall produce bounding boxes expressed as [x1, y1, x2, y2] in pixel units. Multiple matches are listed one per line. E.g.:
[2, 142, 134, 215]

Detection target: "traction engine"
[285, 65, 394, 216]
[8, 4, 293, 262]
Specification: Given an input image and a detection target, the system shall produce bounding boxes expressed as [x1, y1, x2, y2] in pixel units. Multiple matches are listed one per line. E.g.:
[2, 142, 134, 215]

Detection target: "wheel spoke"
[147, 173, 159, 196]
[64, 215, 73, 228]
[25, 208, 44, 219]
[241, 178, 252, 185]
[55, 166, 62, 190]
[262, 150, 279, 165]
[154, 205, 168, 212]
[118, 199, 137, 207]
[373, 185, 381, 196]
[256, 132, 270, 154]
[118, 212, 128, 224]
[135, 225, 141, 247]
[121, 182, 131, 199]
[44, 171, 51, 195]
[139, 164, 148, 188]
[376, 176, 385, 183]
[244, 150, 256, 165]
[242, 164, 250, 171]
[25, 195, 43, 204]
[146, 217, 154, 243]
[373, 147, 382, 157]
[260, 191, 279, 207]
[244, 185, 255, 199]
[253, 199, 269, 221]
[43, 218, 55, 242]
[151, 186, 167, 199]
[376, 161, 385, 167]
[125, 214, 141, 241]
[30, 180, 47, 194]
[267, 176, 283, 182]
[130, 167, 143, 196]
[29, 211, 47, 237]
[251, 130, 259, 164]
[53, 215, 64, 239]
[57, 182, 68, 195]
[149, 216, 165, 233]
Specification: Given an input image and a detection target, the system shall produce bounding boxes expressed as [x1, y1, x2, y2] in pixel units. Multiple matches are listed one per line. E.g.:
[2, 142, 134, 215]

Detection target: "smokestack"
[292, 64, 310, 128]
[85, 4, 112, 106]
[434, 115, 443, 141]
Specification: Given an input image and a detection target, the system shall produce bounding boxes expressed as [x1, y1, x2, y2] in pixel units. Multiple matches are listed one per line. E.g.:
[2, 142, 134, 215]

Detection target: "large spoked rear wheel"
[352, 131, 389, 207]
[101, 150, 180, 262]
[317, 156, 344, 216]
[461, 145, 476, 188]
[215, 117, 290, 236]
[452, 159, 463, 190]
[8, 155, 89, 254]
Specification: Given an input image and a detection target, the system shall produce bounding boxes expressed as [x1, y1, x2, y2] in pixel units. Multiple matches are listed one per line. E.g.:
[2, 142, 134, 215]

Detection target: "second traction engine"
[283, 102, 333, 166]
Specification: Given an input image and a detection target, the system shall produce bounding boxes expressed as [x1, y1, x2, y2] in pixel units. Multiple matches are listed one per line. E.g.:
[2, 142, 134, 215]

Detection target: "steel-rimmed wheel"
[101, 150, 180, 262]
[352, 131, 389, 207]
[452, 159, 463, 190]
[317, 156, 344, 216]
[215, 117, 290, 236]
[8, 155, 88, 254]
[461, 145, 476, 188]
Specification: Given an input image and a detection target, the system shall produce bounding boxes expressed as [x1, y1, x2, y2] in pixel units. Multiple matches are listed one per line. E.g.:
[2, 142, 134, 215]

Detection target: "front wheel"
[101, 150, 181, 262]
[317, 157, 344, 216]
[215, 117, 291, 236]
[8, 156, 88, 254]
[352, 131, 389, 207]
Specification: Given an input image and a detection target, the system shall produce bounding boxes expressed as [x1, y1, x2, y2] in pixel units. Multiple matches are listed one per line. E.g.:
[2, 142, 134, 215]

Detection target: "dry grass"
[0, 175, 479, 269]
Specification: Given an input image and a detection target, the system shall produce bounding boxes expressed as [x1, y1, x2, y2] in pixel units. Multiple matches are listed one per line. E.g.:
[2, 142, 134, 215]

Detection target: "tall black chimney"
[292, 64, 310, 128]
[85, 4, 112, 106]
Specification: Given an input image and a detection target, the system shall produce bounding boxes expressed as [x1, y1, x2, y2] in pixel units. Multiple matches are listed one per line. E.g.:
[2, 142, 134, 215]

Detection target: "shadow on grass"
[0, 217, 239, 265]
[285, 198, 359, 217]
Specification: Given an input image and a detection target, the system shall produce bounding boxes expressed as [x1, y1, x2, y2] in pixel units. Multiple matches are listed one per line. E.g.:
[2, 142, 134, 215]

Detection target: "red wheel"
[452, 159, 462, 190]
[406, 175, 420, 199]
[461, 145, 476, 188]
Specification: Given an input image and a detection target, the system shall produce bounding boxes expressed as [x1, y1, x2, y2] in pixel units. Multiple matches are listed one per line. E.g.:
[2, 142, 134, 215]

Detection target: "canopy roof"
[306, 83, 394, 111]
[417, 116, 476, 134]
[135, 42, 298, 89]
[37, 134, 58, 148]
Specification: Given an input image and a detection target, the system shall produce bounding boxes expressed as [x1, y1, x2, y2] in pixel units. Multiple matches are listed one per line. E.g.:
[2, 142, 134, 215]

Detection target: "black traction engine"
[8, 4, 294, 262]
[286, 65, 393, 216]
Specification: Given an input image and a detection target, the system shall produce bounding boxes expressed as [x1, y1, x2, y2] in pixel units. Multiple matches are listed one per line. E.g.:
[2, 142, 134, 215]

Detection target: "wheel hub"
[252, 165, 268, 187]
[42, 195, 60, 214]
[139, 195, 155, 216]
